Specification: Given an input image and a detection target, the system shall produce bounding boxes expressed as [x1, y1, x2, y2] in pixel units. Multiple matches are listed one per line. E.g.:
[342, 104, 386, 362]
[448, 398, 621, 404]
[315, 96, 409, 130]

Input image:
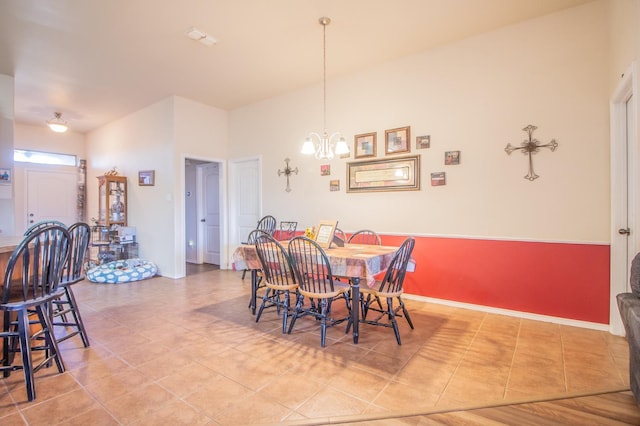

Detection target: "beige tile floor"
[0, 268, 632, 425]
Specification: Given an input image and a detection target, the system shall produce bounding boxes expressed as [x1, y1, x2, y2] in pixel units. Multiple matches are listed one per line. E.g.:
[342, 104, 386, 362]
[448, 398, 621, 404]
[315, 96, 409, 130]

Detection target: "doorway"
[185, 158, 223, 275]
[610, 62, 638, 335]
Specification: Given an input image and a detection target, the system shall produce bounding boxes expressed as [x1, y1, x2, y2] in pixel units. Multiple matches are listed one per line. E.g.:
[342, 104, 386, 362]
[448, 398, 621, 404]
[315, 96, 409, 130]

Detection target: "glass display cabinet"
[98, 175, 127, 226]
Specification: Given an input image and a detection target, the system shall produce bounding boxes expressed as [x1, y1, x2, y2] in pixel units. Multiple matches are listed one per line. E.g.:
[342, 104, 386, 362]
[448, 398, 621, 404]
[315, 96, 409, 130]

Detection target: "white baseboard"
[403, 294, 612, 333]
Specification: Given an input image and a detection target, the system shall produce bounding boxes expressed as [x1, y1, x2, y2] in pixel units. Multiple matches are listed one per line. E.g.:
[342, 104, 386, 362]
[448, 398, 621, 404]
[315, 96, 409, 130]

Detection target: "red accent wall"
[381, 235, 610, 324]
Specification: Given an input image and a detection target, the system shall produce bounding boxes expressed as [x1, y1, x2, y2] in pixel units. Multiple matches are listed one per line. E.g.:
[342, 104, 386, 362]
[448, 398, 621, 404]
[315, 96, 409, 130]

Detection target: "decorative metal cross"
[277, 158, 298, 192]
[505, 124, 558, 181]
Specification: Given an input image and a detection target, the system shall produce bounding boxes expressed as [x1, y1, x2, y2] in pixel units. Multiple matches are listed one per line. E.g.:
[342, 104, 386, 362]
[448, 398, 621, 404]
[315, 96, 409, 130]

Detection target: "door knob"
[619, 228, 631, 235]
[200, 219, 206, 222]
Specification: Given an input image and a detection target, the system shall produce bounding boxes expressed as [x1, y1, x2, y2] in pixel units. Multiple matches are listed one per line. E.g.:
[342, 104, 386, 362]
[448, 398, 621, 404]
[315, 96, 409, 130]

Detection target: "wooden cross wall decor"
[277, 158, 298, 192]
[504, 124, 558, 181]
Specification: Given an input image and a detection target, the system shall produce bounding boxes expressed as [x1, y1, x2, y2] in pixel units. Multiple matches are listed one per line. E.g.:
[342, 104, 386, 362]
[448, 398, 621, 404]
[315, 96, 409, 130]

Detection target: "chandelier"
[301, 17, 349, 160]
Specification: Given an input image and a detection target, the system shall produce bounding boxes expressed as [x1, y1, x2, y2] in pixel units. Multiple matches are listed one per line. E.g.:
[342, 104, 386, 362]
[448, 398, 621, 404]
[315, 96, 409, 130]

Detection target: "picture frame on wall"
[431, 172, 446, 186]
[347, 155, 420, 193]
[0, 168, 11, 184]
[445, 151, 460, 165]
[416, 135, 431, 149]
[354, 132, 377, 158]
[138, 170, 155, 186]
[385, 126, 411, 155]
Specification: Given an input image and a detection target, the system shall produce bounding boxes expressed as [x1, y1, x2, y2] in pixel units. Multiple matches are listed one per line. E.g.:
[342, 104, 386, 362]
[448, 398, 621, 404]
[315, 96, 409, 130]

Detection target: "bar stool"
[1, 225, 70, 401]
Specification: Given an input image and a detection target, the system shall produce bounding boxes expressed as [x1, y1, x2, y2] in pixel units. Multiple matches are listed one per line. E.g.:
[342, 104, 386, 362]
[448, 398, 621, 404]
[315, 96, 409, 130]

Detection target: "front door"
[26, 168, 77, 230]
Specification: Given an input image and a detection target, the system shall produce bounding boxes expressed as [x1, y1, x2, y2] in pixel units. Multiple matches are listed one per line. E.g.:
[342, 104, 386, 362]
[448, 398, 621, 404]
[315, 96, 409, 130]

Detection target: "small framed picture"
[385, 126, 411, 155]
[330, 180, 340, 191]
[314, 220, 338, 249]
[0, 168, 11, 184]
[138, 170, 155, 186]
[416, 135, 431, 150]
[354, 132, 377, 158]
[431, 172, 446, 186]
[320, 164, 330, 176]
[445, 151, 460, 165]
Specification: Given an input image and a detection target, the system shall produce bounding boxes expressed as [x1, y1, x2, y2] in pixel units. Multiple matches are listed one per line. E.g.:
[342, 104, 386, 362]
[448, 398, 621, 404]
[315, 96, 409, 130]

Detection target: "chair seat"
[265, 282, 298, 291]
[299, 280, 349, 299]
[1, 289, 65, 311]
[360, 283, 403, 299]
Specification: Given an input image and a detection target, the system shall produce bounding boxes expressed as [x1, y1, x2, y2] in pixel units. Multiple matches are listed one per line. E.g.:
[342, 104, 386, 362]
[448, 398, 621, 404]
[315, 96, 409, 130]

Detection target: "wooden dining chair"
[254, 234, 298, 333]
[360, 237, 415, 345]
[287, 236, 351, 347]
[348, 229, 381, 245]
[256, 215, 277, 236]
[333, 228, 347, 246]
[1, 225, 70, 401]
[278, 221, 297, 241]
[52, 222, 91, 347]
[243, 229, 269, 311]
[241, 228, 270, 280]
[24, 220, 67, 237]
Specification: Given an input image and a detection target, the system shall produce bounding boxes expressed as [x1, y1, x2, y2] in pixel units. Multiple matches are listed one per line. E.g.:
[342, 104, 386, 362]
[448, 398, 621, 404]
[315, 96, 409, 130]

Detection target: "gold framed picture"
[347, 155, 420, 193]
[354, 132, 377, 158]
[385, 126, 411, 155]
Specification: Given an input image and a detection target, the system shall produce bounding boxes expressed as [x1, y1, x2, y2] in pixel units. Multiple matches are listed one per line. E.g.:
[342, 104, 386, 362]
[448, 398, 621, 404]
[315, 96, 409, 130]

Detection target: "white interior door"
[26, 168, 78, 230]
[610, 63, 638, 335]
[201, 163, 220, 264]
[228, 157, 261, 251]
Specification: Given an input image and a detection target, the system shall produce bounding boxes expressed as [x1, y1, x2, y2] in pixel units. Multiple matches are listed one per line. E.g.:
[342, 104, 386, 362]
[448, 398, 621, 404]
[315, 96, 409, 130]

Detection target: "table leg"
[351, 277, 360, 344]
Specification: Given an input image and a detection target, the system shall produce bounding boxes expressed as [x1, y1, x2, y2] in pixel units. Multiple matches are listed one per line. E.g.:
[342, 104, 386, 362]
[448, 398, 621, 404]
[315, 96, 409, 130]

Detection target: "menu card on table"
[314, 220, 338, 249]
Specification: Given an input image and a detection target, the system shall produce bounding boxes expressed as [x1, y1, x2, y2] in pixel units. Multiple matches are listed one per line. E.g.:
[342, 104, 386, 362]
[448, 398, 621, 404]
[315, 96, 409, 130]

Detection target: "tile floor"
[0, 268, 633, 425]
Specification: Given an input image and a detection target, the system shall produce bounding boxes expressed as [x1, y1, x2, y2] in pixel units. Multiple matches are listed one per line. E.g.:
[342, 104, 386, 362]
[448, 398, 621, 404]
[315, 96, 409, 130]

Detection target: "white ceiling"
[0, 0, 594, 133]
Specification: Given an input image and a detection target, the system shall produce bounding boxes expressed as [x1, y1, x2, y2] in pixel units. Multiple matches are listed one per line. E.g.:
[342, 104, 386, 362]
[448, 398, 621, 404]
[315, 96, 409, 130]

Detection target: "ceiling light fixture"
[185, 27, 217, 46]
[47, 112, 68, 133]
[301, 17, 349, 160]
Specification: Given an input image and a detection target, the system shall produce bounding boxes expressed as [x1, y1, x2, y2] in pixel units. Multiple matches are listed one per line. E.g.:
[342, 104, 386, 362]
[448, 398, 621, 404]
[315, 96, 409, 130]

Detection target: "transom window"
[13, 149, 77, 166]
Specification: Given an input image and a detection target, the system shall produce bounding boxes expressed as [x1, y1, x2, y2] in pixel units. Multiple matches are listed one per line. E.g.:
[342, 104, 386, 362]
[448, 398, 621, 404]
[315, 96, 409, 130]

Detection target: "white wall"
[0, 74, 14, 236]
[87, 97, 175, 276]
[608, 0, 640, 91]
[229, 1, 611, 243]
[86, 96, 228, 278]
[173, 96, 228, 276]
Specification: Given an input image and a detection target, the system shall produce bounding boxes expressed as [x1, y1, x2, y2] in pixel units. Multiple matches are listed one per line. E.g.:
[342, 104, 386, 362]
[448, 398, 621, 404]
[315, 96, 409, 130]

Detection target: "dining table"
[232, 241, 408, 344]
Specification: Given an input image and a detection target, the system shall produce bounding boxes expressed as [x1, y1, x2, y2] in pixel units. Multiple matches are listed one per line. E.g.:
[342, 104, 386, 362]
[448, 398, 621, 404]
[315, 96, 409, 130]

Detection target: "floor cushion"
[87, 258, 157, 284]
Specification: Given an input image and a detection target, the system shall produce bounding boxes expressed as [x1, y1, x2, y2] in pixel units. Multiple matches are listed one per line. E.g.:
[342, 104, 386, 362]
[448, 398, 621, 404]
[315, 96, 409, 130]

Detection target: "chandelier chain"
[300, 16, 349, 160]
[322, 18, 327, 132]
